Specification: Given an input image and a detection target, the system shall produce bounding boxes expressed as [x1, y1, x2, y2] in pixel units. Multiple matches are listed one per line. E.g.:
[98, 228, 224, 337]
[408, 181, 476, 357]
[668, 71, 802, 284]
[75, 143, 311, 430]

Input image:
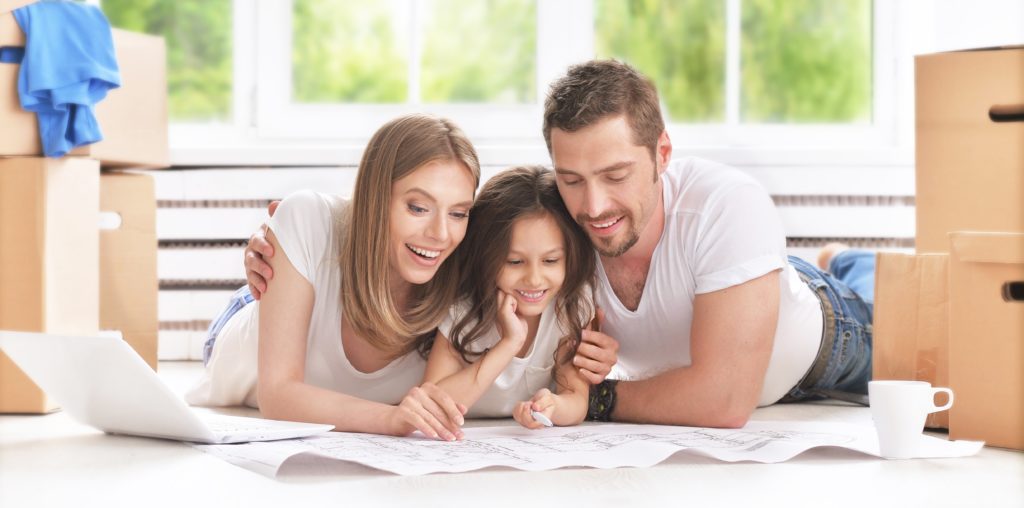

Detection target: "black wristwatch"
[586, 379, 619, 422]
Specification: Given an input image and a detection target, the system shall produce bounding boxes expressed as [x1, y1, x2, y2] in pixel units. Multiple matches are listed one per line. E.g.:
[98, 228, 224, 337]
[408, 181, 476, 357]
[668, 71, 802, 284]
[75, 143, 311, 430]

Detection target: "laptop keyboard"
[202, 415, 287, 433]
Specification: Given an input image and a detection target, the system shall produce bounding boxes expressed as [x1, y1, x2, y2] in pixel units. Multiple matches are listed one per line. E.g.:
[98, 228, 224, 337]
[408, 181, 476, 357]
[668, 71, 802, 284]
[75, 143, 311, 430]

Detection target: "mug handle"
[930, 387, 954, 412]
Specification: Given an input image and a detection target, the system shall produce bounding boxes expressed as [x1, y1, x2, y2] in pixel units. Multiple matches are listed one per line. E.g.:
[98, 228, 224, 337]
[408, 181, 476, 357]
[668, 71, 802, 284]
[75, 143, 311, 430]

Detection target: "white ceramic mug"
[868, 380, 954, 459]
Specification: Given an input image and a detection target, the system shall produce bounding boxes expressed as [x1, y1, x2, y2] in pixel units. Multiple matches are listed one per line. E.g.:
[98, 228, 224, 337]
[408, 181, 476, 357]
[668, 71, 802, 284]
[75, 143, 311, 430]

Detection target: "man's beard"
[579, 212, 640, 258]
[594, 227, 640, 257]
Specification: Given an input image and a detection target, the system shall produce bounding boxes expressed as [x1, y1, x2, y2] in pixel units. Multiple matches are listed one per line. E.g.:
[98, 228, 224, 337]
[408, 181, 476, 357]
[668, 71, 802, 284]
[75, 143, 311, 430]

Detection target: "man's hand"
[245, 201, 280, 300]
[574, 308, 619, 384]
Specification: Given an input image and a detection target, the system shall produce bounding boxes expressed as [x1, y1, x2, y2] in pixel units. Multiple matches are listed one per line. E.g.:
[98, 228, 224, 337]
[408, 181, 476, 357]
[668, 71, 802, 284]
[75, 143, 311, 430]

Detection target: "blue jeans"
[202, 286, 255, 365]
[784, 251, 875, 402]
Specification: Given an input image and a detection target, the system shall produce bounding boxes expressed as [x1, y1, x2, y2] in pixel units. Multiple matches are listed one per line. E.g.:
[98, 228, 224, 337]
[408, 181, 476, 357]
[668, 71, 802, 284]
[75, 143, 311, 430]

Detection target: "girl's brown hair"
[442, 166, 595, 379]
[341, 114, 480, 358]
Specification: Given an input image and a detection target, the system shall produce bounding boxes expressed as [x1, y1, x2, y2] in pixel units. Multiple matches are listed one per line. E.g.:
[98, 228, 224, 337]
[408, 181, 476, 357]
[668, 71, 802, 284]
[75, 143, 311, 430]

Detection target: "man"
[246, 60, 874, 428]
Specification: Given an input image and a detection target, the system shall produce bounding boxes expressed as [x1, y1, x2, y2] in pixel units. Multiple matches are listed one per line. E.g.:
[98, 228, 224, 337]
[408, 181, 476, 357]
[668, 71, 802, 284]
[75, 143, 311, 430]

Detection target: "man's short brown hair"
[543, 59, 665, 161]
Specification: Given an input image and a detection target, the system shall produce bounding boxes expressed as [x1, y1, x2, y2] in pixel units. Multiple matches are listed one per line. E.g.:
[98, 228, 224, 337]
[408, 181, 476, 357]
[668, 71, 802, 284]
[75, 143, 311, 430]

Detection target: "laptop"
[0, 330, 334, 444]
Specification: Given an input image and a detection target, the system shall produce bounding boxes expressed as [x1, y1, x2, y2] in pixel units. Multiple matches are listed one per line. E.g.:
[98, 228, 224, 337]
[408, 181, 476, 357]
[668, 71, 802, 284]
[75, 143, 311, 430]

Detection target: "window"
[291, 0, 536, 105]
[104, 0, 233, 123]
[99, 0, 901, 165]
[595, 0, 873, 125]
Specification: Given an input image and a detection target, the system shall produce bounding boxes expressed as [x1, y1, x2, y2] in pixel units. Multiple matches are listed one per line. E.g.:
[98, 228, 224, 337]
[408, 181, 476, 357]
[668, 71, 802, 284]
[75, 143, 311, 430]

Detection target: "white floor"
[1, 361, 1022, 508]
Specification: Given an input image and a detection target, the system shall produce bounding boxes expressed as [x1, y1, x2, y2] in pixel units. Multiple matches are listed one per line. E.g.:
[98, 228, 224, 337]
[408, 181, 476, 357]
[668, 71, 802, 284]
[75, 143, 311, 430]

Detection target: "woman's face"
[495, 213, 567, 318]
[388, 159, 476, 286]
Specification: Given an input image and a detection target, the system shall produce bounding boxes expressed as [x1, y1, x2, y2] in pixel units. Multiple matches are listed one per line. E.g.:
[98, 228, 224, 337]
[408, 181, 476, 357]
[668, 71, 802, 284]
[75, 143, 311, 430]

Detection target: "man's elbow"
[712, 410, 751, 429]
[706, 398, 756, 428]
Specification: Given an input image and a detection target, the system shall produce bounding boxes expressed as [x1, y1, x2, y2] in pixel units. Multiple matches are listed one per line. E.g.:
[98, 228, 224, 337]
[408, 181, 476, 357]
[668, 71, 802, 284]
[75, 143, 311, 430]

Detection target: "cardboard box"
[948, 232, 1024, 450]
[872, 252, 950, 429]
[100, 172, 158, 370]
[915, 47, 1024, 253]
[0, 157, 99, 413]
[0, 3, 169, 168]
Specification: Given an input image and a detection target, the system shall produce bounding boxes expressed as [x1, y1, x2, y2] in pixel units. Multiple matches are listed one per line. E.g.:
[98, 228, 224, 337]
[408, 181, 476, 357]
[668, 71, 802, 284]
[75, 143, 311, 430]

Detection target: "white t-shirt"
[437, 300, 573, 418]
[599, 157, 823, 406]
[186, 191, 427, 408]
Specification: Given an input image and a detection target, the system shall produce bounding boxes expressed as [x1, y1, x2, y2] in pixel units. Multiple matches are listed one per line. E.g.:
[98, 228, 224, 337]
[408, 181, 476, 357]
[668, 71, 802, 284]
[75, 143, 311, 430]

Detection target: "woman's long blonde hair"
[340, 114, 480, 358]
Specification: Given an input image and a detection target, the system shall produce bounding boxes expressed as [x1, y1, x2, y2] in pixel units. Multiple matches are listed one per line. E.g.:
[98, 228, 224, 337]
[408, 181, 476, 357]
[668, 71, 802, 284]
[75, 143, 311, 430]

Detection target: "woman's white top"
[186, 191, 427, 408]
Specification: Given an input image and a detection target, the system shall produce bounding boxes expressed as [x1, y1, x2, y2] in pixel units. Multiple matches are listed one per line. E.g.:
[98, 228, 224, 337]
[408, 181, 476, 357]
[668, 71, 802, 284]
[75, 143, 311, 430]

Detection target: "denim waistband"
[794, 266, 835, 393]
[780, 257, 836, 402]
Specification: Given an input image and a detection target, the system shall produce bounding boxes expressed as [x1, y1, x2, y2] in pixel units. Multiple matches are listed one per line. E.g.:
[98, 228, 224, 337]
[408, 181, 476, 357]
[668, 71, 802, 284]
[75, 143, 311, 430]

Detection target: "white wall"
[914, 0, 1024, 54]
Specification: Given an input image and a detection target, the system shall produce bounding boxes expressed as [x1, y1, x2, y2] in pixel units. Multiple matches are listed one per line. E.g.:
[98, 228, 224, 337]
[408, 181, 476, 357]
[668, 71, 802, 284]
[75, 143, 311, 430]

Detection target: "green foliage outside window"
[102, 0, 871, 125]
[293, 0, 408, 103]
[420, 0, 536, 104]
[104, 0, 232, 122]
[294, 0, 536, 104]
[596, 0, 727, 122]
[596, 0, 872, 124]
[742, 0, 872, 123]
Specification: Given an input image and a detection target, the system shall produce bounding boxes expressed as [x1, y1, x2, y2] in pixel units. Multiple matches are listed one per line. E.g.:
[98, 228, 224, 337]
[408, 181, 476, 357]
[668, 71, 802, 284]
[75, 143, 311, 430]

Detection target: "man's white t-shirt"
[437, 300, 570, 418]
[186, 191, 426, 408]
[599, 157, 823, 406]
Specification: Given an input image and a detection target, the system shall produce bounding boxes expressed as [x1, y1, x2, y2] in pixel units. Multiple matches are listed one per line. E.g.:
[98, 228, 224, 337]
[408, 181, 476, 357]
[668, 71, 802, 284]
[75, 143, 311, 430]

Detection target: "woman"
[187, 114, 479, 441]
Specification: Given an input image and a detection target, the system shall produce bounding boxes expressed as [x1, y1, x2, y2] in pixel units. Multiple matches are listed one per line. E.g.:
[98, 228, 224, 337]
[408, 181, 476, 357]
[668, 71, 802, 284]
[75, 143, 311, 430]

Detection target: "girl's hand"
[387, 382, 468, 441]
[495, 290, 528, 348]
[513, 388, 557, 430]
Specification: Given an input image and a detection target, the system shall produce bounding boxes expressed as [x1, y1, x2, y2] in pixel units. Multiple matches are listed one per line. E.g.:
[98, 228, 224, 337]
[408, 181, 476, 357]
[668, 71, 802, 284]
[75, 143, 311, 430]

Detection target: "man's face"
[550, 115, 665, 258]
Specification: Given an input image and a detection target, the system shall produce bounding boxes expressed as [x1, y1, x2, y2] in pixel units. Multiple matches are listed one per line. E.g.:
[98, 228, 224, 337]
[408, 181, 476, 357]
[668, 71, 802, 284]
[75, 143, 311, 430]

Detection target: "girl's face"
[389, 159, 475, 286]
[496, 213, 567, 318]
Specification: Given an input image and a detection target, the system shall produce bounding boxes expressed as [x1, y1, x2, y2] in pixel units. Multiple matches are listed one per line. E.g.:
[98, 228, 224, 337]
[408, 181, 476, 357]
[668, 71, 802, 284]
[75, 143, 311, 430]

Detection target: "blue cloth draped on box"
[11, 0, 120, 157]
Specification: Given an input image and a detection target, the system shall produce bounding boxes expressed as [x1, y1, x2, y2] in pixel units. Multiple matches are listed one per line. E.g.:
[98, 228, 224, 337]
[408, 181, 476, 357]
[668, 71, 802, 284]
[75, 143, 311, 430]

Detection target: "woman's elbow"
[256, 381, 288, 420]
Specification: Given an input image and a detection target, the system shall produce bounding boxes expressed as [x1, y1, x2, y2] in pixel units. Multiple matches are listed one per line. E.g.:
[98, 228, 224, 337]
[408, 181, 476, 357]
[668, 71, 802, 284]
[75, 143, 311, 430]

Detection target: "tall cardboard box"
[0, 3, 169, 168]
[100, 172, 158, 370]
[915, 47, 1024, 253]
[872, 252, 950, 429]
[0, 157, 100, 413]
[948, 232, 1024, 450]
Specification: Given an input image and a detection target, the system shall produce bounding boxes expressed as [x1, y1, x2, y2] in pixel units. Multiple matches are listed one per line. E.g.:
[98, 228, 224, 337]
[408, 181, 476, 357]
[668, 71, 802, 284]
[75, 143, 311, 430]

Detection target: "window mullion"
[232, 0, 257, 130]
[409, 0, 421, 105]
[725, 0, 742, 126]
[537, 0, 593, 105]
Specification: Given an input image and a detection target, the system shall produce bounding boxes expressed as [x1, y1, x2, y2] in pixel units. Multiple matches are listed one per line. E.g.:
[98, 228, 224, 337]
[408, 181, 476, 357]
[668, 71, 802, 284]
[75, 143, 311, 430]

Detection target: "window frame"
[167, 0, 910, 168]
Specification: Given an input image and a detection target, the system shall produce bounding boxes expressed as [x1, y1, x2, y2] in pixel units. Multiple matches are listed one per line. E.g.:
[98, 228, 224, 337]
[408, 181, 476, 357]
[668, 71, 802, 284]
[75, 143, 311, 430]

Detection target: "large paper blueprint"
[195, 420, 983, 477]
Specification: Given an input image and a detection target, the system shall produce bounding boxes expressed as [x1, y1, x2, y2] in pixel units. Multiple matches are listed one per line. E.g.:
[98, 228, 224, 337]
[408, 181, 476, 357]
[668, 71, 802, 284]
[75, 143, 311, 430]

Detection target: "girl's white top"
[438, 299, 579, 418]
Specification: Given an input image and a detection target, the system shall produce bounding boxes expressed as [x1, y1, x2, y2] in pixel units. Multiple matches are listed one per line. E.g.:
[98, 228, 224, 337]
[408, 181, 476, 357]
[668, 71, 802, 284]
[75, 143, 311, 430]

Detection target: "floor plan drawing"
[195, 420, 984, 477]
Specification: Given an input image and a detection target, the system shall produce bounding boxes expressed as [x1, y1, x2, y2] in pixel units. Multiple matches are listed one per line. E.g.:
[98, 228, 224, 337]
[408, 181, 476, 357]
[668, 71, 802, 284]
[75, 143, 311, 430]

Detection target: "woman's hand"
[513, 388, 557, 430]
[495, 290, 528, 348]
[387, 382, 467, 441]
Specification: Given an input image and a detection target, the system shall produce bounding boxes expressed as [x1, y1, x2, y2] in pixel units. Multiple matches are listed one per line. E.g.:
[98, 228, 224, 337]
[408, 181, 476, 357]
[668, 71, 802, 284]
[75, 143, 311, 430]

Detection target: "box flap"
[921, 44, 1024, 56]
[0, 0, 34, 16]
[949, 232, 1024, 264]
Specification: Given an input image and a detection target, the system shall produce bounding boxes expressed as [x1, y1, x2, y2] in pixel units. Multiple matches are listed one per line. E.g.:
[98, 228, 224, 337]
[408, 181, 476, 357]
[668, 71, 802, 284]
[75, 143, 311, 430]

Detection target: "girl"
[423, 165, 597, 429]
[186, 114, 479, 441]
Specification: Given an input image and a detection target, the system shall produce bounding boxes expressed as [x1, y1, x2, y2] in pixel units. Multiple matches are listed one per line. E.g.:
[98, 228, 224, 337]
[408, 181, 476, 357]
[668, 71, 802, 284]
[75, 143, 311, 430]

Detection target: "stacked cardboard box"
[0, 2, 169, 167]
[0, 1, 165, 413]
[873, 46, 1024, 449]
